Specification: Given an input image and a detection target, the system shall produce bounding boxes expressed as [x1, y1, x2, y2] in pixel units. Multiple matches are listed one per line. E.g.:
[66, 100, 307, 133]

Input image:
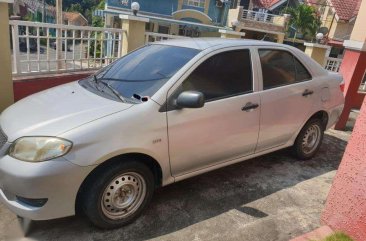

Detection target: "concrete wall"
[304, 45, 329, 65]
[350, 1, 366, 43]
[207, 0, 226, 24]
[226, 7, 240, 27]
[0, 2, 14, 112]
[339, 50, 366, 110]
[173, 9, 212, 24]
[108, 0, 179, 15]
[107, 0, 227, 24]
[334, 50, 366, 130]
[200, 31, 221, 37]
[237, 20, 285, 34]
[322, 94, 366, 240]
[328, 20, 354, 40]
[322, 2, 366, 237]
[181, 4, 205, 12]
[13, 72, 91, 101]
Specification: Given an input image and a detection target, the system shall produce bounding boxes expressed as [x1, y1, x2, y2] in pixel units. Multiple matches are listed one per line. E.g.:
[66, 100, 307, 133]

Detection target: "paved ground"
[0, 128, 351, 241]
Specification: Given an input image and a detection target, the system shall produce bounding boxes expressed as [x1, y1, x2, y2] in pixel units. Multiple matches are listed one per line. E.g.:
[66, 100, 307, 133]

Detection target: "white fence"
[10, 20, 125, 76]
[324, 57, 342, 72]
[145, 32, 188, 44]
[241, 9, 284, 26]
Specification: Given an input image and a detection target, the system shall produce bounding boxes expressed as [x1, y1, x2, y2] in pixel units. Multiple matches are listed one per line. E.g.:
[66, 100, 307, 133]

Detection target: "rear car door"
[166, 48, 260, 176]
[256, 48, 316, 152]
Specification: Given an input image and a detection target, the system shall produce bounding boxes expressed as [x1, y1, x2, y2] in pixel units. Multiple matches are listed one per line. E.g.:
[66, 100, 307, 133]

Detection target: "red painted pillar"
[321, 96, 366, 240]
[334, 50, 366, 130]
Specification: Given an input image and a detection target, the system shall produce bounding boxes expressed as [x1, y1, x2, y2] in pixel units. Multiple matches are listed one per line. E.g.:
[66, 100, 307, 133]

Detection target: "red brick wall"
[13, 72, 91, 101]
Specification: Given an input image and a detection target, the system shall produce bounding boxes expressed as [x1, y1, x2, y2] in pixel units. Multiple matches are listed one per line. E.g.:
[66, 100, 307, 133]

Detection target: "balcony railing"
[324, 57, 342, 72]
[145, 32, 188, 43]
[10, 20, 125, 76]
[241, 9, 285, 27]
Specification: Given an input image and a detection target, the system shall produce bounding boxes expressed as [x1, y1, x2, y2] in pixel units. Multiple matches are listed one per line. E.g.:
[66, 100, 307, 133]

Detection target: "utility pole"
[56, 0, 62, 24]
[42, 0, 45, 23]
[56, 0, 63, 71]
[13, 0, 20, 16]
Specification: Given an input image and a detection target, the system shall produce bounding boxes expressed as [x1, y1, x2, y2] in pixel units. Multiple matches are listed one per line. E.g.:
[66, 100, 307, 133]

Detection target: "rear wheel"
[82, 161, 155, 229]
[293, 118, 324, 160]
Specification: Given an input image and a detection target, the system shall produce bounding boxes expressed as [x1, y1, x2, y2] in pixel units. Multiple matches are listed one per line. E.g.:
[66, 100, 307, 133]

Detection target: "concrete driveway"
[1, 129, 350, 241]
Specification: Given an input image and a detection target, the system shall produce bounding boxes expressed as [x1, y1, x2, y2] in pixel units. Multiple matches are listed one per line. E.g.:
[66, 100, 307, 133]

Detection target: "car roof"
[152, 38, 330, 77]
[151, 38, 286, 50]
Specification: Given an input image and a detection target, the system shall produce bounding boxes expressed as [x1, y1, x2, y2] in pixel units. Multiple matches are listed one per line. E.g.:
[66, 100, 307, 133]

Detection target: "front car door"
[166, 48, 260, 177]
[255, 48, 316, 152]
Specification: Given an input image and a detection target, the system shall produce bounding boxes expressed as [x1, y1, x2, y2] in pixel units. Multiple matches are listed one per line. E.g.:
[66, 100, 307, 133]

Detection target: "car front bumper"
[0, 150, 94, 220]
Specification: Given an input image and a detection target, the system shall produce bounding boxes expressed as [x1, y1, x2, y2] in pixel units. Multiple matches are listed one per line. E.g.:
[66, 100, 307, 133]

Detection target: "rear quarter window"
[259, 49, 312, 90]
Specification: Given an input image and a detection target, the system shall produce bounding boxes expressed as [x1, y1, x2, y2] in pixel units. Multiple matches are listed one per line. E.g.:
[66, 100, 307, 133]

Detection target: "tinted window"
[259, 49, 311, 90]
[294, 57, 312, 81]
[180, 50, 252, 101]
[80, 45, 199, 101]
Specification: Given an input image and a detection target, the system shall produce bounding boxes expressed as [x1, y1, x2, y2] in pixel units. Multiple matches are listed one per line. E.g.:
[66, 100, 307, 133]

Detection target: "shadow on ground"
[7, 133, 348, 241]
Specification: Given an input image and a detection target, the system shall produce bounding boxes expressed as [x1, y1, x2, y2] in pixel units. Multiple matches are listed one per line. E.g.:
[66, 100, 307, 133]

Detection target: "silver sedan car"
[0, 39, 344, 229]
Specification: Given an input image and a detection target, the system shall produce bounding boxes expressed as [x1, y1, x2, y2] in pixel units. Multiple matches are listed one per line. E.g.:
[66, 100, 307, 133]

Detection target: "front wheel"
[82, 161, 155, 229]
[292, 118, 324, 160]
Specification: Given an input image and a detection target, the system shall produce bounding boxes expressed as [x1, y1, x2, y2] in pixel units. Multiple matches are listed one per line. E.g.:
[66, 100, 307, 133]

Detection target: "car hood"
[0, 81, 133, 141]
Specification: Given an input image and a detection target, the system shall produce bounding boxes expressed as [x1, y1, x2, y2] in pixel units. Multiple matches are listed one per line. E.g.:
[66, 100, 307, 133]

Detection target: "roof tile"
[252, 0, 282, 9]
[329, 0, 361, 20]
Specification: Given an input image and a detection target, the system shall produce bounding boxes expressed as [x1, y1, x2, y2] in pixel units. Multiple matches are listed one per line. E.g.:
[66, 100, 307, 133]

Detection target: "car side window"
[180, 49, 252, 102]
[259, 49, 312, 90]
[294, 57, 312, 82]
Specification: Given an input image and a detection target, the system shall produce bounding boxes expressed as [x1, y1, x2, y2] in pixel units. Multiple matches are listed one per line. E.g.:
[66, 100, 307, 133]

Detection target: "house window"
[158, 25, 170, 34]
[183, 0, 205, 8]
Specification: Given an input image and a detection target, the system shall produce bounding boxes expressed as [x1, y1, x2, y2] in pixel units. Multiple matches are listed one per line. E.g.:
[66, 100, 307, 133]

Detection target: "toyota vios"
[0, 39, 344, 229]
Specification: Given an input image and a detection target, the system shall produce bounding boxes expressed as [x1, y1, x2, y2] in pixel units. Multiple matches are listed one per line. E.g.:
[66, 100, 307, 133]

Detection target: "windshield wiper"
[93, 74, 99, 84]
[102, 81, 126, 102]
[93, 75, 126, 102]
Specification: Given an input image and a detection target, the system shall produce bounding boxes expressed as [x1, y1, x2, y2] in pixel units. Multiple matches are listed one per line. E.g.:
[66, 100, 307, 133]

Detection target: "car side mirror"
[176, 91, 205, 109]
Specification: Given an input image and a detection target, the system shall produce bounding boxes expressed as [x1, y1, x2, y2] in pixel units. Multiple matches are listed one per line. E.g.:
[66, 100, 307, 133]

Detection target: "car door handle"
[302, 89, 314, 97]
[242, 102, 259, 112]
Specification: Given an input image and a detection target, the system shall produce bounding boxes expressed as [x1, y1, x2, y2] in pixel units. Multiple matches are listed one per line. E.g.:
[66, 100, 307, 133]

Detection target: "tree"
[91, 0, 105, 27]
[283, 4, 321, 43]
[47, 0, 104, 25]
[67, 3, 83, 13]
[308, 15, 322, 42]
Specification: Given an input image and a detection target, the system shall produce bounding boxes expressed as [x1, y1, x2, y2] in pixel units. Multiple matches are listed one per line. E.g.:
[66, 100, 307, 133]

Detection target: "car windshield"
[79, 44, 200, 102]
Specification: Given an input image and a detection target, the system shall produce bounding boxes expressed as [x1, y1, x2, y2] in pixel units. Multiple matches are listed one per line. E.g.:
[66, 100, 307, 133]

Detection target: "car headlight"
[9, 137, 72, 162]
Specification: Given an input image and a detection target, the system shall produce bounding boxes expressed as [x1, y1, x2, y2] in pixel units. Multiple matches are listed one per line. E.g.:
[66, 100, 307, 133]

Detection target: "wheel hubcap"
[302, 124, 321, 155]
[101, 172, 146, 220]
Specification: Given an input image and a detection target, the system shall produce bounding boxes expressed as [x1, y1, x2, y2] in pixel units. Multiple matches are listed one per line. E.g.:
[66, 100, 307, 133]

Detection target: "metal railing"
[324, 57, 342, 72]
[10, 20, 125, 76]
[145, 32, 189, 44]
[241, 9, 285, 26]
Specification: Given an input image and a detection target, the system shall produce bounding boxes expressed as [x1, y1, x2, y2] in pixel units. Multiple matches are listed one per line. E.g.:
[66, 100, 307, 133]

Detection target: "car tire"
[82, 161, 155, 229]
[292, 118, 324, 160]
